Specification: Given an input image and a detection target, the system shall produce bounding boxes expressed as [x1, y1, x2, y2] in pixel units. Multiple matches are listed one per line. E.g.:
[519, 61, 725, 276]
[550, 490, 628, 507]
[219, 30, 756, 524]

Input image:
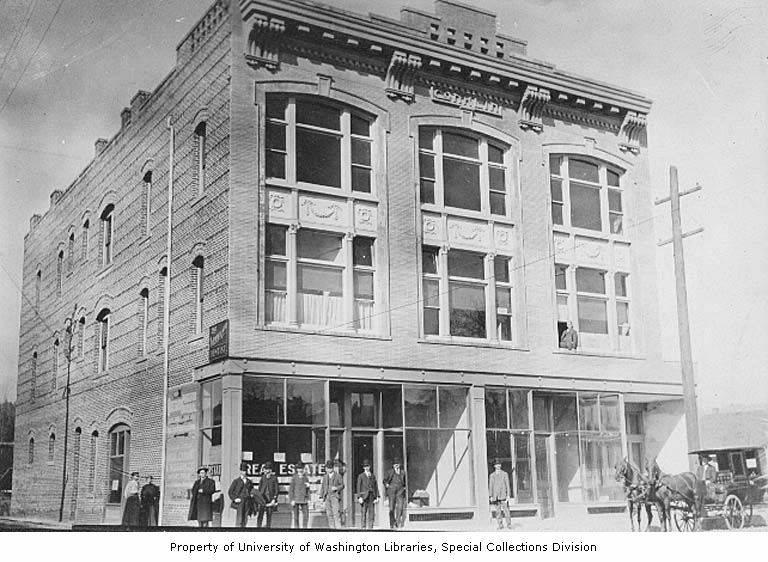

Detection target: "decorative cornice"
[619, 111, 647, 154]
[385, 51, 422, 103]
[287, 41, 386, 75]
[544, 105, 621, 132]
[518, 85, 550, 132]
[245, 14, 286, 70]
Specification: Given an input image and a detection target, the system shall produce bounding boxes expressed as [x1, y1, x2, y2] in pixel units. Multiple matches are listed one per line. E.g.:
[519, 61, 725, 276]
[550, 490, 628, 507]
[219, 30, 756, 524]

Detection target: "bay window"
[265, 96, 373, 193]
[549, 155, 625, 235]
[265, 224, 376, 333]
[418, 127, 509, 216]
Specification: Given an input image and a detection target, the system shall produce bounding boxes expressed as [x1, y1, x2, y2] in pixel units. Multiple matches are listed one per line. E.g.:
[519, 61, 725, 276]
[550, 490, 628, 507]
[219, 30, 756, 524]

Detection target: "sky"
[0, 0, 766, 411]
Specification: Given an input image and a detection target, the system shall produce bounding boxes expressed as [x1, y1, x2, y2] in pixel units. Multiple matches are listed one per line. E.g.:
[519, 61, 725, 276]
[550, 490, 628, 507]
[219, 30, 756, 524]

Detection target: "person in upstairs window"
[559, 321, 578, 351]
[121, 471, 141, 526]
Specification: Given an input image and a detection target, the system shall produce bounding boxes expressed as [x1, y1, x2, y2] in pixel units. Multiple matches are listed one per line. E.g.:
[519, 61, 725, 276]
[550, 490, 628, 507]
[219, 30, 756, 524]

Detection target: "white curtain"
[266, 291, 287, 323]
[354, 300, 374, 331]
[298, 291, 342, 327]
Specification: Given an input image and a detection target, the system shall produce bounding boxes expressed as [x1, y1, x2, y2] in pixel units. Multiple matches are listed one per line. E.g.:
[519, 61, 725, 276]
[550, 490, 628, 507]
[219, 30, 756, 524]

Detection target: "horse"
[643, 458, 697, 531]
[615, 458, 654, 531]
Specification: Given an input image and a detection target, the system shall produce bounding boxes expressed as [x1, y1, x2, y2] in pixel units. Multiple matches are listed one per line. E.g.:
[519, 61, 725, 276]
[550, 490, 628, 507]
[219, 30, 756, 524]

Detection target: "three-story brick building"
[12, 0, 686, 528]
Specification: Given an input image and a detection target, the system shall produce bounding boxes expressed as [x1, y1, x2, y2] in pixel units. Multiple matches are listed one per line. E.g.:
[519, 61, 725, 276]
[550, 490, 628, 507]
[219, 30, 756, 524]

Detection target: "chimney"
[120, 107, 132, 128]
[130, 90, 151, 116]
[30, 214, 42, 229]
[95, 138, 109, 156]
[50, 189, 63, 206]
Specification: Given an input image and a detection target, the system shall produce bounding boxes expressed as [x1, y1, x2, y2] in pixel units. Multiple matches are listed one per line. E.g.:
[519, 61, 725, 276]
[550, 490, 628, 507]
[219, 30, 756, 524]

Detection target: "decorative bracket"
[518, 85, 550, 132]
[619, 111, 647, 154]
[245, 15, 286, 71]
[385, 51, 422, 103]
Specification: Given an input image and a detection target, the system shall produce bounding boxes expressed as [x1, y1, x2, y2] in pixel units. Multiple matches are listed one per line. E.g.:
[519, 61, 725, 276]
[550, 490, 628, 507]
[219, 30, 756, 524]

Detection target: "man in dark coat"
[320, 459, 344, 529]
[139, 475, 160, 527]
[188, 466, 216, 527]
[256, 462, 279, 528]
[355, 459, 379, 529]
[228, 464, 253, 528]
[383, 459, 407, 529]
[559, 321, 578, 350]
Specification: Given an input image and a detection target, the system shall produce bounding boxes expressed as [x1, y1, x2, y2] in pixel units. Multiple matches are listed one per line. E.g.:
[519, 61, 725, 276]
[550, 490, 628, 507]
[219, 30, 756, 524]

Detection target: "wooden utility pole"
[58, 304, 77, 522]
[655, 166, 703, 466]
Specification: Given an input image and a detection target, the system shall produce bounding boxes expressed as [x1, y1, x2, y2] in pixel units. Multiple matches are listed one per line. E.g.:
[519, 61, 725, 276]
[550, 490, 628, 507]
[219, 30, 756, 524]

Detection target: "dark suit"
[356, 471, 379, 529]
[320, 471, 344, 529]
[139, 482, 160, 527]
[228, 476, 253, 528]
[383, 468, 407, 529]
[257, 473, 279, 528]
[188, 477, 216, 526]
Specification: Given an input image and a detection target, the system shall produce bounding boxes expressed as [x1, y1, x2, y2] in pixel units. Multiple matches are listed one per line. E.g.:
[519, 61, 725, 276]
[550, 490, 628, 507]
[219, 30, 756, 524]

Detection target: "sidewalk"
[0, 516, 72, 531]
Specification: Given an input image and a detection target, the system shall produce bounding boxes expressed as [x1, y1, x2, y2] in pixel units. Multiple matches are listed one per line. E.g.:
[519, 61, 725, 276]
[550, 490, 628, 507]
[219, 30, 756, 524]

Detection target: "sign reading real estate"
[209, 320, 229, 363]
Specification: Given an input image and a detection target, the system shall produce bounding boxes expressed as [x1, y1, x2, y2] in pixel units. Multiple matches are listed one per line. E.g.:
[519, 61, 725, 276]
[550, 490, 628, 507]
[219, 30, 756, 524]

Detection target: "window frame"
[96, 309, 110, 372]
[107, 424, 130, 505]
[265, 95, 376, 196]
[195, 122, 207, 196]
[100, 205, 114, 267]
[418, 127, 510, 218]
[192, 256, 205, 335]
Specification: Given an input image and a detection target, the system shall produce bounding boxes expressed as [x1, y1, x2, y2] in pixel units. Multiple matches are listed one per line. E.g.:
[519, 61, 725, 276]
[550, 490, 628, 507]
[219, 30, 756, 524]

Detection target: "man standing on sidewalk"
[356, 459, 379, 529]
[488, 459, 512, 530]
[320, 459, 344, 529]
[289, 461, 311, 529]
[228, 464, 252, 528]
[383, 459, 407, 529]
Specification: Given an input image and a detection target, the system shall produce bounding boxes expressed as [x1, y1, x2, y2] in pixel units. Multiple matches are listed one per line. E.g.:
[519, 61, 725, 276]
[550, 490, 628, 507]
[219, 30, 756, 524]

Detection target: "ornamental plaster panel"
[573, 236, 609, 268]
[613, 242, 631, 271]
[553, 233, 572, 261]
[493, 225, 516, 255]
[446, 217, 488, 251]
[266, 188, 294, 220]
[422, 213, 443, 243]
[354, 202, 378, 233]
[298, 194, 348, 228]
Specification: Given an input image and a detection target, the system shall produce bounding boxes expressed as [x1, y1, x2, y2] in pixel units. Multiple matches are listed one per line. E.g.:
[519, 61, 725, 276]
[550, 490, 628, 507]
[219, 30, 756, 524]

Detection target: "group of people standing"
[120, 472, 160, 527]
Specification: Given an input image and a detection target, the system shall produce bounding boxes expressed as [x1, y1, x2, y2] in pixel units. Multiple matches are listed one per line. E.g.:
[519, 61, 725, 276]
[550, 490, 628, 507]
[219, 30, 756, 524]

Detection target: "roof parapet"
[95, 138, 109, 156]
[30, 214, 42, 230]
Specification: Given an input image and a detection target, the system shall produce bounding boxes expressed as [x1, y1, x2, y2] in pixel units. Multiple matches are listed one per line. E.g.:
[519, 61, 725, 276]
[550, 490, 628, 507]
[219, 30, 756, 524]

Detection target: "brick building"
[12, 0, 687, 528]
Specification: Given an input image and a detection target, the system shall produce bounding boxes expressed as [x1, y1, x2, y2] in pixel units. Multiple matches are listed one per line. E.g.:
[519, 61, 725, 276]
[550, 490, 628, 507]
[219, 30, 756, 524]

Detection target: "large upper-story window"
[265, 96, 373, 193]
[100, 205, 115, 267]
[422, 246, 514, 341]
[265, 224, 376, 332]
[96, 308, 110, 372]
[194, 123, 207, 196]
[549, 155, 624, 235]
[419, 127, 508, 216]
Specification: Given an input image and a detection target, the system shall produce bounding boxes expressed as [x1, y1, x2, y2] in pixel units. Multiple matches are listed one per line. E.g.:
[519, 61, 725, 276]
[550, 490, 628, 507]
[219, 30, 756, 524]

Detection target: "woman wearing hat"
[188, 466, 216, 527]
[121, 471, 141, 526]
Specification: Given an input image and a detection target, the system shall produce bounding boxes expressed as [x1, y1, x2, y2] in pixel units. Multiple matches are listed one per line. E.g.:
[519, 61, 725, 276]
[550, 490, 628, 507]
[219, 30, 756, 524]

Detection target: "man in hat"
[228, 463, 253, 528]
[320, 459, 344, 529]
[289, 461, 311, 529]
[189, 466, 216, 527]
[488, 459, 512, 530]
[139, 475, 160, 527]
[383, 459, 407, 529]
[695, 454, 717, 520]
[256, 462, 279, 528]
[559, 321, 578, 351]
[121, 471, 141, 526]
[356, 459, 379, 529]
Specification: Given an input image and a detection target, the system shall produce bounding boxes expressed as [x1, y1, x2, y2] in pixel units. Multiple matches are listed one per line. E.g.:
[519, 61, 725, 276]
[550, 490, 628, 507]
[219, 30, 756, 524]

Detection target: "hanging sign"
[209, 320, 229, 363]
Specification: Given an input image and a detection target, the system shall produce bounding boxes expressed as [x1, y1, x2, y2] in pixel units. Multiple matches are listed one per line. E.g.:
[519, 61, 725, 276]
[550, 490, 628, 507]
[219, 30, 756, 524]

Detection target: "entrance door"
[535, 435, 554, 518]
[351, 433, 376, 527]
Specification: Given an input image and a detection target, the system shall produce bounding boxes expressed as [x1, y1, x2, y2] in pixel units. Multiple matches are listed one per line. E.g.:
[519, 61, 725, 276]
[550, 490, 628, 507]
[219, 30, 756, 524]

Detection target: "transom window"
[550, 155, 625, 235]
[422, 246, 515, 341]
[265, 96, 374, 193]
[419, 127, 508, 216]
[265, 224, 376, 332]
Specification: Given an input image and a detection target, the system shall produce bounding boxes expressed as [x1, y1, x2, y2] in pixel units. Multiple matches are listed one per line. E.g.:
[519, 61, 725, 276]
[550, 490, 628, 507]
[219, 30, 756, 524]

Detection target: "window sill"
[266, 179, 379, 202]
[420, 203, 514, 225]
[139, 235, 151, 246]
[96, 263, 114, 279]
[552, 224, 631, 244]
[553, 349, 643, 360]
[188, 333, 206, 346]
[191, 193, 207, 208]
[418, 336, 529, 351]
[259, 324, 391, 341]
[135, 356, 149, 365]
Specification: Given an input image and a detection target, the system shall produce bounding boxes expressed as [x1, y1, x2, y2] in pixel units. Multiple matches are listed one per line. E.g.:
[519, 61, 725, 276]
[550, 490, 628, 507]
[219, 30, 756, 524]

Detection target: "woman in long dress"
[121, 471, 141, 526]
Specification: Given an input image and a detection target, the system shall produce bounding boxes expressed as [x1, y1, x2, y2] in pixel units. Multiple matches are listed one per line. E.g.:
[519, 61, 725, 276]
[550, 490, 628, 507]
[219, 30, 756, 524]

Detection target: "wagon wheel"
[673, 506, 696, 532]
[723, 494, 744, 530]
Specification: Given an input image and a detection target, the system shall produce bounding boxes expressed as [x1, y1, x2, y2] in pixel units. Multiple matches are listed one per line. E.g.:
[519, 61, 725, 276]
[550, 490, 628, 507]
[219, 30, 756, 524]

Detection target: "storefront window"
[404, 385, 437, 428]
[381, 386, 402, 428]
[200, 379, 222, 470]
[578, 393, 623, 502]
[243, 377, 284, 424]
[286, 379, 324, 425]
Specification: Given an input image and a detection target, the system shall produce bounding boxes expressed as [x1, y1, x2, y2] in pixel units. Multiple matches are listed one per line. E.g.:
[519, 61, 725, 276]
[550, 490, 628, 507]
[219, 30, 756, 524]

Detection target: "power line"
[0, 0, 38, 86]
[0, 0, 65, 117]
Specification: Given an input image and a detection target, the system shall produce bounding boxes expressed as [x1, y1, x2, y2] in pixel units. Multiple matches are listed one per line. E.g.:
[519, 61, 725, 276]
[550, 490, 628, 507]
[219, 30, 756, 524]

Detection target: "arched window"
[52, 338, 60, 392]
[265, 95, 374, 193]
[48, 432, 56, 463]
[96, 309, 110, 372]
[192, 256, 204, 334]
[100, 205, 115, 266]
[88, 430, 99, 492]
[157, 267, 168, 346]
[35, 269, 42, 308]
[138, 288, 149, 356]
[56, 250, 64, 296]
[31, 351, 38, 402]
[81, 220, 90, 260]
[142, 170, 152, 235]
[77, 316, 86, 358]
[71, 427, 82, 517]
[68, 233, 75, 273]
[108, 424, 130, 504]
[28, 437, 35, 464]
[194, 122, 207, 195]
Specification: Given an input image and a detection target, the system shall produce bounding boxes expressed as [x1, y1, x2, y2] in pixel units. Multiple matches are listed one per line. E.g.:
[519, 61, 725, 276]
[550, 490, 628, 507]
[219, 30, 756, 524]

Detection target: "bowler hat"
[239, 463, 249, 472]
[325, 460, 335, 469]
[362, 459, 371, 467]
[333, 459, 343, 467]
[197, 466, 209, 474]
[493, 458, 503, 466]
[130, 471, 140, 477]
[263, 461, 273, 470]
[295, 461, 305, 468]
[392, 458, 402, 466]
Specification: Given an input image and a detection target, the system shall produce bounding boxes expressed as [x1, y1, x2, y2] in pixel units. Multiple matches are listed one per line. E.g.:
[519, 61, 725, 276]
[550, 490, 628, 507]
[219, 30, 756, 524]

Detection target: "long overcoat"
[188, 476, 216, 522]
